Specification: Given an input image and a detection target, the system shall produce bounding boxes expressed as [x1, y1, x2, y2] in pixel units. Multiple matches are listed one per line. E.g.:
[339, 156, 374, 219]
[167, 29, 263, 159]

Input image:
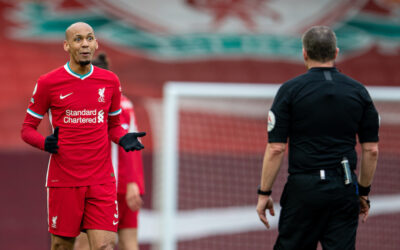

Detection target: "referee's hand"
[359, 195, 370, 223]
[256, 195, 275, 229]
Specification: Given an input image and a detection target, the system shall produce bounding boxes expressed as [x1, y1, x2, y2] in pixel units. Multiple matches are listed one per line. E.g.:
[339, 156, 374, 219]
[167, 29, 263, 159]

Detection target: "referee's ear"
[302, 48, 308, 61]
[334, 47, 339, 60]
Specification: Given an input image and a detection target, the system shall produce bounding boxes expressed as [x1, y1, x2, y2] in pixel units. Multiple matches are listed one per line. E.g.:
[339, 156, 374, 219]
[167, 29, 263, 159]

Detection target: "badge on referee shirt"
[268, 110, 276, 132]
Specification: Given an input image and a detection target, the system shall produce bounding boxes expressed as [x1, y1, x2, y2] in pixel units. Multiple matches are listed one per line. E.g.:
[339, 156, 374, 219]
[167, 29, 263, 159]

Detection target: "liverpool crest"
[98, 88, 105, 102]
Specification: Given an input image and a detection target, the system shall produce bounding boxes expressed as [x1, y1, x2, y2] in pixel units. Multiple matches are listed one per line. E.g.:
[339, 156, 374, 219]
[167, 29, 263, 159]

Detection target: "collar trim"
[64, 62, 93, 80]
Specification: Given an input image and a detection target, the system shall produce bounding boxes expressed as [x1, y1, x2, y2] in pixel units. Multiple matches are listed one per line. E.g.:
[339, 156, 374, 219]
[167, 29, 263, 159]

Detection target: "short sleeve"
[27, 80, 50, 119]
[268, 83, 291, 143]
[358, 88, 379, 143]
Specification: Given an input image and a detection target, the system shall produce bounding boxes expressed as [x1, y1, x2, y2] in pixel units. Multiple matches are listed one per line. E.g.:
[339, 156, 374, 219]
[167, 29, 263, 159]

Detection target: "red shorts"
[47, 182, 118, 237]
[117, 192, 139, 229]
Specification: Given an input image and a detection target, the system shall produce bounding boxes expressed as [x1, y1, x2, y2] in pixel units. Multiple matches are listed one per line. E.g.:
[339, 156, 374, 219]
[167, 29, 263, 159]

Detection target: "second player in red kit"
[21, 22, 146, 250]
[74, 53, 145, 250]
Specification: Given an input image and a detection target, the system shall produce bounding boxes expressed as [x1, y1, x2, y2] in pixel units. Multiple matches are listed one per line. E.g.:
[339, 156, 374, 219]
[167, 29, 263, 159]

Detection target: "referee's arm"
[358, 142, 379, 223]
[359, 142, 378, 187]
[256, 142, 286, 229]
[260, 143, 286, 192]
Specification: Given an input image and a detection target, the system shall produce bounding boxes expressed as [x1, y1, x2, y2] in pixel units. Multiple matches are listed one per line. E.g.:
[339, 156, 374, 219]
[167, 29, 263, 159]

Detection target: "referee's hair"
[302, 26, 337, 62]
[92, 52, 109, 70]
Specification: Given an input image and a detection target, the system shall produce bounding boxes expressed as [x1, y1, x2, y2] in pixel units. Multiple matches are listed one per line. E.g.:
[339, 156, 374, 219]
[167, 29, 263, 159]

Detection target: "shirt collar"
[308, 67, 338, 72]
[64, 62, 94, 80]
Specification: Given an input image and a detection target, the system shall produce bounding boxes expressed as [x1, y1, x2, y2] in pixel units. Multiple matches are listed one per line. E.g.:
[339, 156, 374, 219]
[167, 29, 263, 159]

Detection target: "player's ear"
[63, 40, 69, 52]
[95, 39, 99, 50]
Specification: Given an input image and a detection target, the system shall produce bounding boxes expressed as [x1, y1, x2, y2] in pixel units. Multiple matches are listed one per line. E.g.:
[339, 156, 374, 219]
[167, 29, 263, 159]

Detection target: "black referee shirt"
[268, 67, 379, 174]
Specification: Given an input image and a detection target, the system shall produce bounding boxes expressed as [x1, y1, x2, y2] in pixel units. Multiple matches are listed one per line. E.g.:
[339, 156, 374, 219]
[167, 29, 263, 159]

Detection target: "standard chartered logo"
[98, 110, 104, 123]
[64, 109, 105, 124]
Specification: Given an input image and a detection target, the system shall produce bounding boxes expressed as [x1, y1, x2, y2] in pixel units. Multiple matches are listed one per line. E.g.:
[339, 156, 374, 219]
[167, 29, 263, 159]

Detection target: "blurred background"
[0, 0, 399, 249]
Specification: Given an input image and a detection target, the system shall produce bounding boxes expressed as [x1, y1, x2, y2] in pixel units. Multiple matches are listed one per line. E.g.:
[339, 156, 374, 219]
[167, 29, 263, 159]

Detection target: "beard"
[79, 60, 91, 66]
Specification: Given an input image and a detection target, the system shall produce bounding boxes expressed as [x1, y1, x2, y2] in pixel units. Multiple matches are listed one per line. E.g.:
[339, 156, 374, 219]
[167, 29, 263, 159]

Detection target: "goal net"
[152, 82, 400, 250]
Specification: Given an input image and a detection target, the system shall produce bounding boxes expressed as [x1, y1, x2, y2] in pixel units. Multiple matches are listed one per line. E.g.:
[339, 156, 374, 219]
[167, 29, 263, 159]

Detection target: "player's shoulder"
[37, 65, 66, 85]
[93, 66, 119, 82]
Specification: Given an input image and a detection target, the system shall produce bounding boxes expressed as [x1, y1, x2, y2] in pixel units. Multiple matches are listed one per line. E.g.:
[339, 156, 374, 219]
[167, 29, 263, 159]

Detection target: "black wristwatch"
[358, 183, 371, 196]
[257, 186, 272, 196]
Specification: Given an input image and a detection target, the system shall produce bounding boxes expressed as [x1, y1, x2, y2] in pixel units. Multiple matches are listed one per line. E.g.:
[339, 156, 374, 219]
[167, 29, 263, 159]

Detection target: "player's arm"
[126, 107, 144, 210]
[109, 112, 146, 152]
[21, 81, 59, 153]
[129, 107, 146, 194]
[107, 77, 146, 151]
[119, 146, 143, 211]
[126, 182, 143, 212]
[119, 104, 143, 211]
[21, 116, 59, 154]
[21, 114, 46, 150]
[132, 150, 145, 194]
[125, 149, 144, 210]
[124, 149, 145, 211]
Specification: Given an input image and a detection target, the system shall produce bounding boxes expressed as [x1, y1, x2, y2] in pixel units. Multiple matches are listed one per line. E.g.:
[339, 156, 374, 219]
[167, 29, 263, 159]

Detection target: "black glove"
[45, 127, 59, 154]
[119, 132, 146, 152]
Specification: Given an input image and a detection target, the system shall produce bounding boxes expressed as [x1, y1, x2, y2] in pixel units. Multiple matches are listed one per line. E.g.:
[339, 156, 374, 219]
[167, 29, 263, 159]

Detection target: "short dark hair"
[92, 52, 109, 70]
[302, 26, 337, 62]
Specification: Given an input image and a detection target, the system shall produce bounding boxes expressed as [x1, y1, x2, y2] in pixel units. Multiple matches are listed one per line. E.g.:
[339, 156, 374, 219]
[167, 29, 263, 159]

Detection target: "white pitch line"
[137, 194, 400, 244]
[369, 194, 400, 215]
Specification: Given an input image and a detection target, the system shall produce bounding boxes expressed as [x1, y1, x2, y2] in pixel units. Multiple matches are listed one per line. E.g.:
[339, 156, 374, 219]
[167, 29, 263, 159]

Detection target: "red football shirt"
[111, 95, 145, 194]
[22, 63, 125, 187]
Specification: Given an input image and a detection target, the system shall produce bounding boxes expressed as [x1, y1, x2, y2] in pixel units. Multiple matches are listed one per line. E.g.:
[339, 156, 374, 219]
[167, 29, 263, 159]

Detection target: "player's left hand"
[256, 195, 275, 229]
[44, 127, 59, 154]
[119, 132, 146, 152]
[126, 182, 143, 211]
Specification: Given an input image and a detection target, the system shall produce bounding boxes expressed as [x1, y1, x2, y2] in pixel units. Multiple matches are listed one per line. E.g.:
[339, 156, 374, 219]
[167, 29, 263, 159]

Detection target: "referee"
[256, 26, 379, 250]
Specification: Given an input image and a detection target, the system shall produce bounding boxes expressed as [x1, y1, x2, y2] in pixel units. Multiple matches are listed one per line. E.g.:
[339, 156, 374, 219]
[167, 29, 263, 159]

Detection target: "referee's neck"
[306, 60, 335, 69]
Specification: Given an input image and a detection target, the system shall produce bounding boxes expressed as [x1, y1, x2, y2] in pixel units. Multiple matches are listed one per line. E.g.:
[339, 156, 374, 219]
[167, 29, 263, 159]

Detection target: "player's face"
[64, 26, 98, 66]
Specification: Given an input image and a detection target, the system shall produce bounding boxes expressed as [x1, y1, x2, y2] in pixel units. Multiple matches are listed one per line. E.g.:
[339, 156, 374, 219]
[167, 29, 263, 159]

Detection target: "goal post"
[157, 82, 400, 250]
[160, 83, 281, 250]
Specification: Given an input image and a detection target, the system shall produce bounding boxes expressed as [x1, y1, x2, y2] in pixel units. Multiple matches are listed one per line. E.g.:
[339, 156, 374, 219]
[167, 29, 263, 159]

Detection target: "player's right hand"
[44, 127, 59, 154]
[119, 132, 146, 152]
[126, 183, 143, 212]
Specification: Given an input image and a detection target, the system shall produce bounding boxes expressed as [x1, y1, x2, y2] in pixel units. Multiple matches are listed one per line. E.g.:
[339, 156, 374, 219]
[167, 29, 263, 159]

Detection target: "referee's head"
[302, 26, 338, 64]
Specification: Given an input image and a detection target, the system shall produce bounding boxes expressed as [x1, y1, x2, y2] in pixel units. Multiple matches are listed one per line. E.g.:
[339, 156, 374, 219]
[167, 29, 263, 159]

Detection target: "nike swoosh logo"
[113, 221, 118, 226]
[60, 93, 73, 99]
